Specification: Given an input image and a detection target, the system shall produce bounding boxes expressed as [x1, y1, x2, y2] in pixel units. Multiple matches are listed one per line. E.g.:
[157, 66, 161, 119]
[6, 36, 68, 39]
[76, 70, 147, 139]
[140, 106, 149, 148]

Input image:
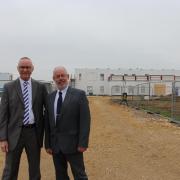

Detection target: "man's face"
[17, 59, 34, 81]
[53, 69, 69, 90]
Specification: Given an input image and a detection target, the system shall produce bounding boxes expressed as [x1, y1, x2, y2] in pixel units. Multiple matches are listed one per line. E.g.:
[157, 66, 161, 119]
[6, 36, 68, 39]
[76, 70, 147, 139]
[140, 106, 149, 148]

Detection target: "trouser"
[2, 127, 41, 180]
[53, 150, 88, 180]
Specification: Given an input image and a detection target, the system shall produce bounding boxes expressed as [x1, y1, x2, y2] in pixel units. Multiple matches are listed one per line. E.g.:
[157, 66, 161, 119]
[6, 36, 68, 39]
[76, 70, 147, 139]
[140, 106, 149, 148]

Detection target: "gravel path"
[1, 96, 180, 180]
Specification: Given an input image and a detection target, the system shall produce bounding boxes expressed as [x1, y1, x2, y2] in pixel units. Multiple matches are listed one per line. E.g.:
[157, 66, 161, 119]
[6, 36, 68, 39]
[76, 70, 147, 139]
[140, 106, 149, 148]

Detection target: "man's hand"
[46, 148, 53, 155]
[0, 141, 8, 153]
[78, 147, 87, 153]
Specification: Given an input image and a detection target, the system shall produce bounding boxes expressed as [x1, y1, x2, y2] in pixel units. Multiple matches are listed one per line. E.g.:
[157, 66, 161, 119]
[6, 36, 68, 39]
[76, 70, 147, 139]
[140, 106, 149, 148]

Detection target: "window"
[128, 86, 134, 94]
[115, 86, 120, 92]
[100, 86, 104, 94]
[87, 86, 93, 95]
[112, 86, 120, 94]
[79, 73, 82, 80]
[100, 74, 104, 81]
[141, 86, 146, 94]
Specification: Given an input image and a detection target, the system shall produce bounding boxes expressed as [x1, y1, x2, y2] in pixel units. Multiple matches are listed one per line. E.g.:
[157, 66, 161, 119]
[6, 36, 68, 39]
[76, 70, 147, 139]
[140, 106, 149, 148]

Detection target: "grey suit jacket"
[0, 78, 48, 151]
[45, 87, 91, 154]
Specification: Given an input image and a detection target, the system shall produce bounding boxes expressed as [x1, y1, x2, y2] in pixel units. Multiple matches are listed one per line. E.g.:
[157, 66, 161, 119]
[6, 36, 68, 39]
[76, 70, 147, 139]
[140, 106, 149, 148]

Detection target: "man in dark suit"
[45, 66, 91, 180]
[0, 57, 47, 180]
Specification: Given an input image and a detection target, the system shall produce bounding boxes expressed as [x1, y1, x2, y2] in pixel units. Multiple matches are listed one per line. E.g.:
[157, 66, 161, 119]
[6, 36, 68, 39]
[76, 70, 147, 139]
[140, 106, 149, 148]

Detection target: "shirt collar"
[19, 78, 31, 86]
[57, 85, 68, 94]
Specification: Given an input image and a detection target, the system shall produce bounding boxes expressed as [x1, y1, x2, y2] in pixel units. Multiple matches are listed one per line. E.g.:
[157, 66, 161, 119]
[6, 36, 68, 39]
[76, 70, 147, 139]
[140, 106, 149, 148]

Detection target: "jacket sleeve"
[0, 85, 9, 141]
[78, 91, 91, 148]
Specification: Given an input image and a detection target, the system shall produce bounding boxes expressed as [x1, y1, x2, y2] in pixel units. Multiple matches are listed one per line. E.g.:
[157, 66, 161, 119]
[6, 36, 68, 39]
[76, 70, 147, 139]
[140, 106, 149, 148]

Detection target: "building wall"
[74, 68, 180, 96]
[75, 68, 110, 95]
[0, 73, 13, 81]
[0, 73, 13, 94]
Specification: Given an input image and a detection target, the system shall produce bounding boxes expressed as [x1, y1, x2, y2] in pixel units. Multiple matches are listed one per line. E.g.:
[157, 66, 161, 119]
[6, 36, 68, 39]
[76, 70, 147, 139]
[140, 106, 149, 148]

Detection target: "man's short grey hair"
[53, 66, 68, 75]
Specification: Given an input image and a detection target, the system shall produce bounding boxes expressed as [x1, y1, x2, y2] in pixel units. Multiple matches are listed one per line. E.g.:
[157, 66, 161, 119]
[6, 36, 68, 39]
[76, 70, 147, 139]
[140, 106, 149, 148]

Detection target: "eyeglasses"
[19, 66, 32, 69]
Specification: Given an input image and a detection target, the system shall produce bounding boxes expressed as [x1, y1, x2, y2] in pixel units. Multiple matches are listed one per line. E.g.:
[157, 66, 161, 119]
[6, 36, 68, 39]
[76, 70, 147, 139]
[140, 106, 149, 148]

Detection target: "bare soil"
[1, 96, 180, 180]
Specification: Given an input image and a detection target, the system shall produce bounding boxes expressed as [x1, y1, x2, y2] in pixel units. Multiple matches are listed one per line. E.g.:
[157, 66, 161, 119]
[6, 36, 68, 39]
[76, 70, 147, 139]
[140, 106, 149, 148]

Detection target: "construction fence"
[111, 81, 180, 123]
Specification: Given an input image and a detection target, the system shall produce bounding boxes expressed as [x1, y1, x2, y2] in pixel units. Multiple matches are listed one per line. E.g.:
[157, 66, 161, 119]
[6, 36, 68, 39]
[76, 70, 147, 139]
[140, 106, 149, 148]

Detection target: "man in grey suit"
[0, 57, 47, 180]
[45, 66, 91, 180]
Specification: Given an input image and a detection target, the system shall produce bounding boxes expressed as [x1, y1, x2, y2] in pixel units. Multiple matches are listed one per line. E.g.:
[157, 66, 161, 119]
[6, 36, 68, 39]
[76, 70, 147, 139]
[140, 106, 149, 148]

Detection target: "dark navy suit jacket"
[45, 87, 91, 154]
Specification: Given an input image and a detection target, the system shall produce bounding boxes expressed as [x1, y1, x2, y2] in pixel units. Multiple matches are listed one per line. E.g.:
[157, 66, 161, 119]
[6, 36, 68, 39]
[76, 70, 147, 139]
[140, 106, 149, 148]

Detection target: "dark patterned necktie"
[23, 81, 29, 125]
[56, 91, 62, 120]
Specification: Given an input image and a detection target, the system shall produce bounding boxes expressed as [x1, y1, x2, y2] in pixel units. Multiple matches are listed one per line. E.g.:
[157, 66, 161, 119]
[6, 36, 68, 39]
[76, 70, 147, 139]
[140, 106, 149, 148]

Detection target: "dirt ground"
[1, 96, 180, 180]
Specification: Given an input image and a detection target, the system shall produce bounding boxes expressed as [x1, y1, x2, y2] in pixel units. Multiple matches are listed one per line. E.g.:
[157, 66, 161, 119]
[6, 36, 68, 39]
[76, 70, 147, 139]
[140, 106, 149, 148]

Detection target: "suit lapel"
[31, 79, 38, 106]
[61, 87, 72, 113]
[15, 79, 24, 104]
[50, 91, 57, 126]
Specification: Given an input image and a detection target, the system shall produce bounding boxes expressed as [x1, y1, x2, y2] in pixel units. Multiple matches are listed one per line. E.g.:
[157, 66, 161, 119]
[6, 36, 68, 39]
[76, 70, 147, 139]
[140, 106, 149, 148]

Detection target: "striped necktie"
[23, 81, 30, 125]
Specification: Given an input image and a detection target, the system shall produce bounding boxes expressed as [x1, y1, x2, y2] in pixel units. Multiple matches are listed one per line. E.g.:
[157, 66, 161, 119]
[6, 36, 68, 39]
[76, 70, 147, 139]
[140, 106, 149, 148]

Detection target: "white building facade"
[0, 73, 13, 91]
[74, 68, 180, 96]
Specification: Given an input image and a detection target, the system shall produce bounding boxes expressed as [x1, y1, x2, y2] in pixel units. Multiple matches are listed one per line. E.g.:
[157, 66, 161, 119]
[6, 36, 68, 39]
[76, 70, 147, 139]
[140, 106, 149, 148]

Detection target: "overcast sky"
[0, 0, 180, 80]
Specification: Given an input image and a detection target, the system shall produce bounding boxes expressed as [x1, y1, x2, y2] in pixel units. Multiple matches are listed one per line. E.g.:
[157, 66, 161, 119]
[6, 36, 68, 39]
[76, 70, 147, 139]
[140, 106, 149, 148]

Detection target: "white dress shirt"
[54, 86, 68, 123]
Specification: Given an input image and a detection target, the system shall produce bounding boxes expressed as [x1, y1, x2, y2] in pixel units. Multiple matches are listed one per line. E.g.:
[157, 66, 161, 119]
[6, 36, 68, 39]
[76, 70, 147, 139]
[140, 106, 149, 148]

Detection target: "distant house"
[0, 74, 54, 96]
[0, 73, 13, 96]
[74, 68, 180, 96]
[39, 80, 54, 93]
